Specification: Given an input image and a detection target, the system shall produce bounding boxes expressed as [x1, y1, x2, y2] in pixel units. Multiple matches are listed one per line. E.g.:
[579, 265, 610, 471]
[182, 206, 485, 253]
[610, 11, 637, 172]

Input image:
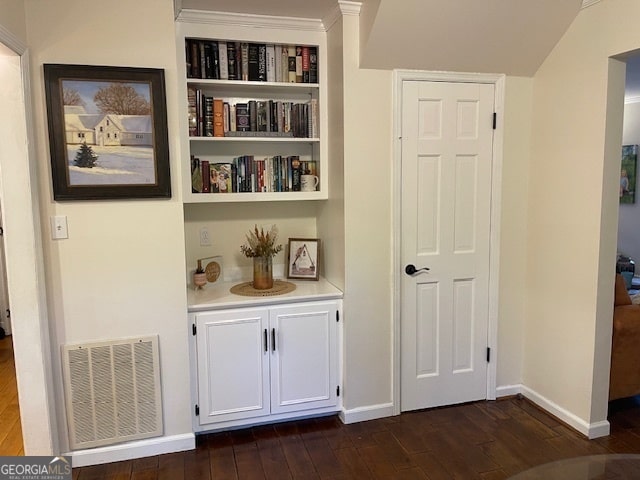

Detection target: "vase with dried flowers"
[241, 225, 283, 290]
[193, 259, 207, 290]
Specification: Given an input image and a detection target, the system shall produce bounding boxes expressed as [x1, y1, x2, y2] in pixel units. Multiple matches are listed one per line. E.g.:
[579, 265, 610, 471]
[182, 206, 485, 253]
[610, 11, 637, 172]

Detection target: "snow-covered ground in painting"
[67, 145, 155, 185]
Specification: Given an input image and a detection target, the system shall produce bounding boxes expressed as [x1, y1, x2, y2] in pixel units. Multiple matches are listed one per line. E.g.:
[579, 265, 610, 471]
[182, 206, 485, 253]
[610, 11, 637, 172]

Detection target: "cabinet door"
[269, 301, 338, 414]
[195, 308, 270, 424]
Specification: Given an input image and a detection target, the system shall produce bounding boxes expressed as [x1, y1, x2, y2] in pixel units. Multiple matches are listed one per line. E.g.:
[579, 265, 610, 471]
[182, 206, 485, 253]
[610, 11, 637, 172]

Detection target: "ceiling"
[175, 0, 584, 76]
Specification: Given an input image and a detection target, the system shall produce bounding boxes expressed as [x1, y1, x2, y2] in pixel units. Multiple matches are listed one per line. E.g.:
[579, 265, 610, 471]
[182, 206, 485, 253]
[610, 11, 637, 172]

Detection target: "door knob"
[405, 264, 430, 275]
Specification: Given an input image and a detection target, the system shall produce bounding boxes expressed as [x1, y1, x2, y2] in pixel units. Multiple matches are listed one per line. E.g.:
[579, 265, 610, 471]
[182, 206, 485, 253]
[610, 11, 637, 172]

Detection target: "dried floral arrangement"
[240, 224, 283, 258]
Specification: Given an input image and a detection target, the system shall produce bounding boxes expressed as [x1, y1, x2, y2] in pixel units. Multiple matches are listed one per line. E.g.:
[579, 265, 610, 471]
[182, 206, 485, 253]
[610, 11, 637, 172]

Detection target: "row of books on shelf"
[188, 89, 318, 138]
[191, 155, 318, 194]
[186, 39, 318, 84]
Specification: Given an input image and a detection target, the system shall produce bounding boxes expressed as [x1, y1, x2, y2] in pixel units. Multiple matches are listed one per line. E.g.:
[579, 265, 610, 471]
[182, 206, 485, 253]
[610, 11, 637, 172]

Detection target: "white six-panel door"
[401, 80, 494, 411]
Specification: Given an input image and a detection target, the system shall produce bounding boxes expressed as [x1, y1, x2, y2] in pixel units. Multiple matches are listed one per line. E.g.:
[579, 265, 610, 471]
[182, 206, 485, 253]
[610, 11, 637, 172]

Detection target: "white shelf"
[176, 15, 328, 204]
[189, 137, 320, 143]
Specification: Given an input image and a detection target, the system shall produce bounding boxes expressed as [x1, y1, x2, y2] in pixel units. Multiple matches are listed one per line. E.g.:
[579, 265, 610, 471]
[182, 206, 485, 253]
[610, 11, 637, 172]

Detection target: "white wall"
[24, 0, 192, 452]
[524, 0, 640, 430]
[497, 76, 533, 388]
[341, 12, 394, 412]
[618, 101, 640, 262]
[183, 203, 318, 284]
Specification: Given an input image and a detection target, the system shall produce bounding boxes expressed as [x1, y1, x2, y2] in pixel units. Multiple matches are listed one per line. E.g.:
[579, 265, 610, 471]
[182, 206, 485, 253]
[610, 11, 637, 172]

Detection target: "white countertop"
[187, 277, 343, 312]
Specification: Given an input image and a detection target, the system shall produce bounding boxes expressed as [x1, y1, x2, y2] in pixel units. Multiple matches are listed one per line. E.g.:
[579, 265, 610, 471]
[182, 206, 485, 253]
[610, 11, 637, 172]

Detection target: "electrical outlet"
[51, 215, 68, 239]
[199, 227, 212, 246]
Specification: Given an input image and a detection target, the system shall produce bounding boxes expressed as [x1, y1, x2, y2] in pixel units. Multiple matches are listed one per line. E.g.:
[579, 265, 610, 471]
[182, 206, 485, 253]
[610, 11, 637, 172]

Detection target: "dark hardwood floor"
[73, 395, 640, 479]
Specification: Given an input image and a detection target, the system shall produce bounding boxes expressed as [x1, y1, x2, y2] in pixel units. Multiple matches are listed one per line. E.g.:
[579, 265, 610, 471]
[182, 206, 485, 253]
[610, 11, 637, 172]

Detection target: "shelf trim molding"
[324, 1, 362, 31]
[176, 9, 325, 32]
[581, 0, 602, 8]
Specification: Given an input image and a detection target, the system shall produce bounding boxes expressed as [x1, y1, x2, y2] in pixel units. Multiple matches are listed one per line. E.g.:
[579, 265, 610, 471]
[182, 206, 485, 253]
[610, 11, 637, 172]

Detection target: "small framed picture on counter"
[287, 238, 320, 280]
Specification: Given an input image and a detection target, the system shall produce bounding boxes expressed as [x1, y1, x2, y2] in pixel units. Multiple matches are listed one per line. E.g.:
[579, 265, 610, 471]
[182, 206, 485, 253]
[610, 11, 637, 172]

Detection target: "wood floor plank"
[302, 436, 343, 478]
[234, 443, 267, 480]
[72, 396, 640, 480]
[208, 445, 237, 480]
[157, 452, 185, 480]
[279, 434, 317, 477]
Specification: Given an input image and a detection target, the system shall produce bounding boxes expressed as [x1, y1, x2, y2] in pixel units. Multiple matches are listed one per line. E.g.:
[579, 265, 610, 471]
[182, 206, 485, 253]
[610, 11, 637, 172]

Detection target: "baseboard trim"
[520, 385, 610, 439]
[67, 433, 195, 467]
[496, 384, 523, 398]
[339, 403, 395, 424]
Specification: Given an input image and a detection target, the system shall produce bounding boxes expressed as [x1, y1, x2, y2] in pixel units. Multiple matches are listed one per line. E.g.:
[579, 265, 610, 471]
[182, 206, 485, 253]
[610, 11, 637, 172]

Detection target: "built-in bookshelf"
[176, 14, 328, 203]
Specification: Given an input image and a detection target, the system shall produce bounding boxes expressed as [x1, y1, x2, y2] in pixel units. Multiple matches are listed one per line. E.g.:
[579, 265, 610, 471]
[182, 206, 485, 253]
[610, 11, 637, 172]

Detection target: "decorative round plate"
[230, 280, 296, 297]
[205, 261, 221, 282]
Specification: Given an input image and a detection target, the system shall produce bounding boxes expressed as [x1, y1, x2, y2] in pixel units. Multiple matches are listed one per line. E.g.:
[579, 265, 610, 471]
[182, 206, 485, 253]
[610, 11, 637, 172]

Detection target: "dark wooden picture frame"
[287, 238, 320, 280]
[44, 64, 171, 200]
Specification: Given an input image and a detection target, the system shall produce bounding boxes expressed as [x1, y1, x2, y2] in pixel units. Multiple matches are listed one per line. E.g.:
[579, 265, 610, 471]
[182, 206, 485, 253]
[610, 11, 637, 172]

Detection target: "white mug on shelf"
[301, 174, 319, 192]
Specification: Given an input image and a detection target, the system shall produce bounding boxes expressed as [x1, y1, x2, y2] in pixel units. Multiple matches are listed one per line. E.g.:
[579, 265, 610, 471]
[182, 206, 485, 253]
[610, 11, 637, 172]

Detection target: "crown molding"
[0, 23, 26, 55]
[339, 1, 362, 16]
[581, 0, 602, 9]
[176, 9, 325, 32]
[324, 1, 361, 31]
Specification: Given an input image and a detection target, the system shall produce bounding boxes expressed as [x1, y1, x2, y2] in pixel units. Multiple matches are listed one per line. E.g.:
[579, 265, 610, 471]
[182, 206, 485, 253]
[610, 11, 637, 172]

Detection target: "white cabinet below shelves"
[192, 299, 340, 430]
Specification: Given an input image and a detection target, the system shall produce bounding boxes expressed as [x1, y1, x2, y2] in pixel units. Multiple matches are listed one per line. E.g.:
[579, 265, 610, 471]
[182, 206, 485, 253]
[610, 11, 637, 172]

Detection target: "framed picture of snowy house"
[287, 238, 320, 280]
[44, 64, 171, 200]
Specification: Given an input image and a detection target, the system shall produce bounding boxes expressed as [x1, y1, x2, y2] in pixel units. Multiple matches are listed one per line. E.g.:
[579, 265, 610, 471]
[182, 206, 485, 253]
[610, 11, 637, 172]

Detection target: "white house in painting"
[64, 106, 152, 147]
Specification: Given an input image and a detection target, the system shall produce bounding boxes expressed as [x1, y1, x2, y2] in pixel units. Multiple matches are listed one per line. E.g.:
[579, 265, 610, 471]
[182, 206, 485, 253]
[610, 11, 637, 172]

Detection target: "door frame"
[391, 70, 505, 414]
[0, 23, 58, 453]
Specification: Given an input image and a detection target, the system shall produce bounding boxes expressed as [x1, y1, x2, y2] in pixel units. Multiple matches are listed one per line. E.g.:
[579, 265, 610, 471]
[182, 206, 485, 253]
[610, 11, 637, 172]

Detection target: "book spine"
[310, 98, 318, 138]
[257, 44, 267, 81]
[241, 42, 249, 81]
[274, 44, 282, 83]
[302, 46, 310, 83]
[223, 102, 229, 133]
[229, 104, 236, 132]
[248, 100, 257, 131]
[266, 44, 276, 82]
[204, 95, 213, 137]
[281, 46, 289, 83]
[235, 103, 250, 131]
[309, 47, 318, 84]
[248, 43, 259, 81]
[199, 41, 206, 80]
[203, 42, 213, 79]
[196, 89, 202, 136]
[190, 40, 200, 78]
[295, 45, 303, 83]
[227, 42, 237, 80]
[218, 41, 228, 80]
[211, 41, 219, 79]
[191, 156, 202, 193]
[201, 160, 210, 193]
[185, 40, 192, 78]
[288, 45, 296, 82]
[213, 98, 224, 137]
[187, 87, 197, 136]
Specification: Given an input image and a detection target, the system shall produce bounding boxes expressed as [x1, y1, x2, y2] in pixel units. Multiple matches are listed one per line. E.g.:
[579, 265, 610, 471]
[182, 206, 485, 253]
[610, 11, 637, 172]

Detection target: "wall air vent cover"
[62, 335, 163, 450]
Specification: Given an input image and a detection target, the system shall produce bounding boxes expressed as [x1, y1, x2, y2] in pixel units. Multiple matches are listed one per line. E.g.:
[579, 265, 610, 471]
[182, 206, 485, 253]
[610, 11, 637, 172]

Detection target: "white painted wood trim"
[391, 70, 504, 413]
[339, 403, 395, 424]
[323, 1, 361, 32]
[338, 1, 362, 16]
[68, 433, 195, 467]
[520, 385, 610, 439]
[176, 9, 325, 32]
[0, 23, 26, 55]
[496, 384, 523, 398]
[582, 0, 602, 9]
